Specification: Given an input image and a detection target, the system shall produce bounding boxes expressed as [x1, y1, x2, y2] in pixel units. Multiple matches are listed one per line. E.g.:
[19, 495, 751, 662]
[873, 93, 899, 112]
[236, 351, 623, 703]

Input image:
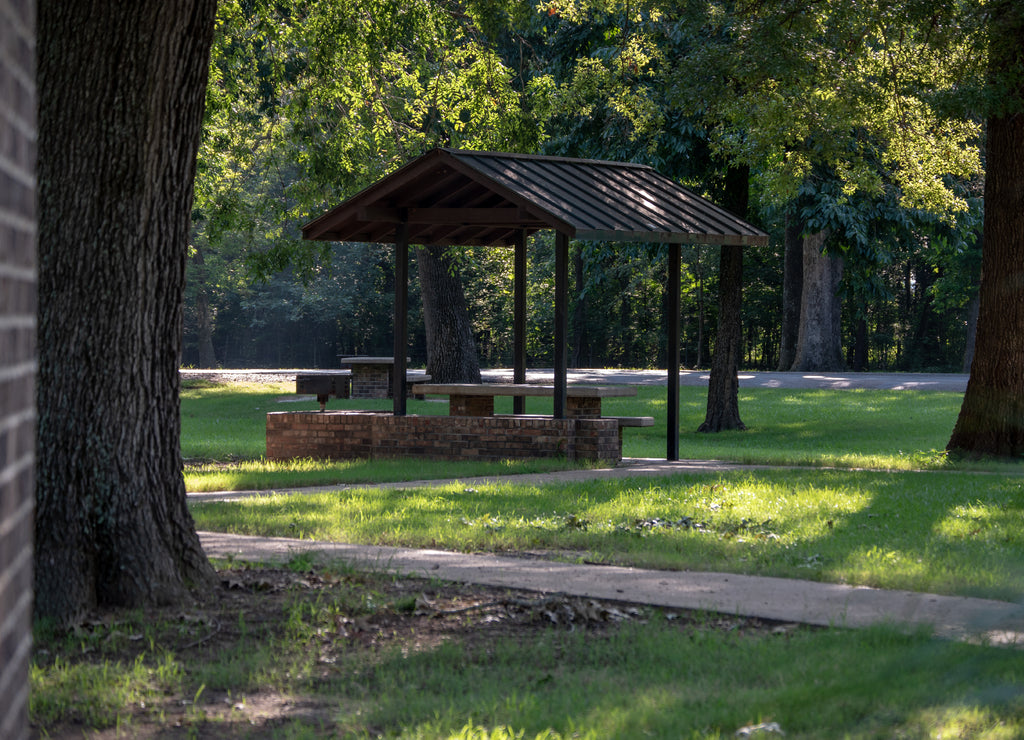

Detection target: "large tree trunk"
[777, 212, 803, 370]
[791, 230, 845, 371]
[36, 0, 218, 625]
[948, 1, 1024, 457]
[417, 246, 481, 383]
[699, 165, 749, 433]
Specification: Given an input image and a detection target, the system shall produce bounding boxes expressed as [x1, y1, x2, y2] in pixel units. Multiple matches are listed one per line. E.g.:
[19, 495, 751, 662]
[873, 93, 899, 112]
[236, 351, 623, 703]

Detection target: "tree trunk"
[699, 165, 749, 433]
[851, 317, 869, 371]
[417, 246, 481, 383]
[695, 245, 706, 368]
[962, 292, 980, 373]
[777, 212, 803, 370]
[791, 230, 845, 371]
[35, 0, 218, 625]
[571, 245, 587, 367]
[948, 1, 1024, 457]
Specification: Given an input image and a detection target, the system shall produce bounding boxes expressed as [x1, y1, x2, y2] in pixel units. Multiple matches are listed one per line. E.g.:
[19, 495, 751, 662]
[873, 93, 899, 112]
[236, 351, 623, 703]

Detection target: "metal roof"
[302, 148, 769, 247]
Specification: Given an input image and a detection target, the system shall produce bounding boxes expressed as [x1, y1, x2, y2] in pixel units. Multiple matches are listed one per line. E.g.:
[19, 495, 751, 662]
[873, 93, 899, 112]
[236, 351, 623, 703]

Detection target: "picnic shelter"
[292, 148, 768, 461]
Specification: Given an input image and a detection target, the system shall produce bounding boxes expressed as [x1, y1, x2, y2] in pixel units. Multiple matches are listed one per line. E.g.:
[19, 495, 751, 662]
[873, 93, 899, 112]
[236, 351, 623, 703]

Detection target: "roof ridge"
[440, 147, 654, 171]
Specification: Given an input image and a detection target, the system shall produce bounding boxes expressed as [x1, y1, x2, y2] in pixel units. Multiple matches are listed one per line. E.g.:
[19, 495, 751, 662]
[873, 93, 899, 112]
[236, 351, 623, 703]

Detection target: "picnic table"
[410, 383, 653, 431]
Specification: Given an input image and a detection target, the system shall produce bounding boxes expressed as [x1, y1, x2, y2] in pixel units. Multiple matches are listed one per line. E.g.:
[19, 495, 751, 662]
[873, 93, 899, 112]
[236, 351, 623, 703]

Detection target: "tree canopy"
[185, 0, 1016, 447]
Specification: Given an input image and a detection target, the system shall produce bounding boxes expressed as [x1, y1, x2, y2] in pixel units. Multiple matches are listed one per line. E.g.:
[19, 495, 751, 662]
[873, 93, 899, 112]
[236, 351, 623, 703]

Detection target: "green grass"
[181, 379, 1018, 492]
[337, 623, 1024, 740]
[31, 562, 1024, 739]
[33, 378, 1024, 737]
[191, 467, 1024, 600]
[184, 455, 603, 493]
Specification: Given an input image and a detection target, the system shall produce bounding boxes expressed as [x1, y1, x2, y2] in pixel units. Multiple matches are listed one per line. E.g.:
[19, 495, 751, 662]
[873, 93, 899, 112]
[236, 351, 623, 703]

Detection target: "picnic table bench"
[410, 383, 653, 432]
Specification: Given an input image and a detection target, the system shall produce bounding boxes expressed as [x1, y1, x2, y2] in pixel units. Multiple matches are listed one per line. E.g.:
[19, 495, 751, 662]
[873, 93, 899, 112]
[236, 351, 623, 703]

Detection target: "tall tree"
[948, 0, 1024, 458]
[417, 246, 482, 383]
[36, 0, 218, 624]
[777, 213, 803, 370]
[790, 230, 844, 371]
[699, 165, 750, 432]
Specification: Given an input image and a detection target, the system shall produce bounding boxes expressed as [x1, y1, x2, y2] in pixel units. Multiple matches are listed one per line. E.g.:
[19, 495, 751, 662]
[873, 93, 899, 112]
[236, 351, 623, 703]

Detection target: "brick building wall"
[0, 0, 37, 738]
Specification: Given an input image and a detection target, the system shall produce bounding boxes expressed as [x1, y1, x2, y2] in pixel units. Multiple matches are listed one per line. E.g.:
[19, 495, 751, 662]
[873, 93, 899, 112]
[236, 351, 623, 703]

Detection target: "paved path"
[200, 531, 1024, 646]
[480, 368, 968, 392]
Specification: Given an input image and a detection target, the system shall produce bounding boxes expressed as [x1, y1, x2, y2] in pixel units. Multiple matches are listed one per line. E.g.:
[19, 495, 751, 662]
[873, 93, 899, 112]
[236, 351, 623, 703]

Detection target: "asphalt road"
[185, 367, 968, 392]
[482, 368, 968, 391]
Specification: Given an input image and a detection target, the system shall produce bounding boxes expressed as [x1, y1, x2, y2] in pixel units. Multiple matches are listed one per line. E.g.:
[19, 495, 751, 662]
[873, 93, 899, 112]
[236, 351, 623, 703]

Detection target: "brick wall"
[267, 411, 622, 463]
[0, 0, 36, 738]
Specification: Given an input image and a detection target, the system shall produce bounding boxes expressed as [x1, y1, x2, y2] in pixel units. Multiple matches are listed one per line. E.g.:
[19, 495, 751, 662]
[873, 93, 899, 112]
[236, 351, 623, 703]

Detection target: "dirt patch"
[32, 564, 798, 739]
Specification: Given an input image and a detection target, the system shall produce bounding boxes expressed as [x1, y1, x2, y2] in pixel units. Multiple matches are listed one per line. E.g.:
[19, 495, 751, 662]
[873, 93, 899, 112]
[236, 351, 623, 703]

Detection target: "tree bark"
[777, 212, 803, 370]
[962, 293, 980, 374]
[851, 317, 869, 371]
[948, 0, 1024, 457]
[36, 0, 218, 625]
[791, 230, 845, 371]
[571, 245, 588, 367]
[699, 165, 749, 433]
[417, 246, 481, 383]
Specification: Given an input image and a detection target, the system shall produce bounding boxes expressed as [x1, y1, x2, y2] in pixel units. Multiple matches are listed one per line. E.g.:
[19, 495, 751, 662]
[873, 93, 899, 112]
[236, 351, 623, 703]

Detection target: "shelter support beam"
[667, 243, 681, 460]
[393, 221, 409, 415]
[554, 231, 569, 419]
[514, 230, 527, 415]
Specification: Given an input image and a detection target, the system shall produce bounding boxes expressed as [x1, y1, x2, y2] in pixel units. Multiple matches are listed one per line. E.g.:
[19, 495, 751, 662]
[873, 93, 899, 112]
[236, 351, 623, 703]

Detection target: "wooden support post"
[514, 230, 527, 415]
[393, 220, 409, 416]
[667, 242, 681, 460]
[554, 231, 569, 419]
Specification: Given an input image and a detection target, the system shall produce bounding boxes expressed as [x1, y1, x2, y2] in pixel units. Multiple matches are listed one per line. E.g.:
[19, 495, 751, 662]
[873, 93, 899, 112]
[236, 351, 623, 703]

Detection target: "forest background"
[186, 0, 987, 375]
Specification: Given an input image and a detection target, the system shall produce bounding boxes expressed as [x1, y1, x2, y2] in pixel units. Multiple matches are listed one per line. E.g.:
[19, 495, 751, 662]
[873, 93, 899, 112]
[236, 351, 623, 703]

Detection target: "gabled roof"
[302, 148, 769, 247]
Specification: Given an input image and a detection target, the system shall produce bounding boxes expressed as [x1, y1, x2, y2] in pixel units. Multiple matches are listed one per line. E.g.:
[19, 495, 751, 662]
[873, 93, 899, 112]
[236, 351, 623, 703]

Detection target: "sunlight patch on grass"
[184, 456, 599, 493]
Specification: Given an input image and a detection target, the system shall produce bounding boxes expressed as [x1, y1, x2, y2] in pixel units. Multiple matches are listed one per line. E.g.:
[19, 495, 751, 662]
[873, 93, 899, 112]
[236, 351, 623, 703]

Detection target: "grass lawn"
[31, 376, 1024, 738]
[30, 561, 1024, 739]
[181, 379, 1015, 492]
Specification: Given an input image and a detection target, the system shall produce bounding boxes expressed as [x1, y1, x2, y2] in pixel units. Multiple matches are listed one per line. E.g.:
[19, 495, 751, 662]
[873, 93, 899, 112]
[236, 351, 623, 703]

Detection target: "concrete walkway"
[199, 531, 1024, 646]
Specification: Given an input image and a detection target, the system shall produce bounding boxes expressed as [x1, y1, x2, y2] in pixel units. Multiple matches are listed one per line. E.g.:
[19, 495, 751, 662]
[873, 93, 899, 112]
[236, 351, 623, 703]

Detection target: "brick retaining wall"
[0, 0, 36, 737]
[266, 411, 621, 463]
